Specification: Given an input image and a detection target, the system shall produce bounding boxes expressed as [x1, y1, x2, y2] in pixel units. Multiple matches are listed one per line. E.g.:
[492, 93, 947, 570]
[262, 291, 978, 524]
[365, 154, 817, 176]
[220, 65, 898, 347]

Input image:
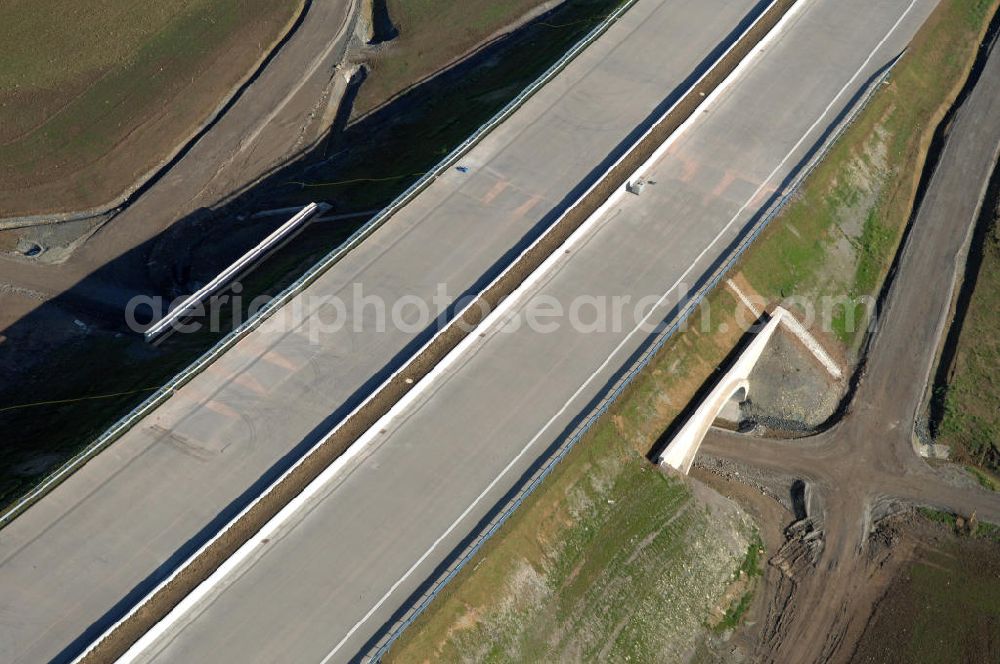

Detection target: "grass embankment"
[383, 0, 997, 659]
[936, 211, 1000, 475]
[741, 0, 998, 350]
[354, 0, 564, 118]
[0, 0, 302, 216]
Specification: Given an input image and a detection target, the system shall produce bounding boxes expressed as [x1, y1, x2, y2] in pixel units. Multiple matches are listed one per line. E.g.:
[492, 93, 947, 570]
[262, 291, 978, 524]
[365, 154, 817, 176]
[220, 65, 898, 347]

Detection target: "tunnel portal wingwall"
[657, 308, 789, 473]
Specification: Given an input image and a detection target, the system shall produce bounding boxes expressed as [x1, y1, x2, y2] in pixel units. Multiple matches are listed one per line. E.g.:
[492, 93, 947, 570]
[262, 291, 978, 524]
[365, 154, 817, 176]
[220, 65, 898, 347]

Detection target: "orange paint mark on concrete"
[481, 180, 510, 205]
[513, 195, 543, 218]
[711, 171, 737, 198]
[679, 156, 700, 183]
[234, 371, 269, 396]
[263, 351, 301, 372]
[748, 181, 779, 208]
[203, 399, 241, 420]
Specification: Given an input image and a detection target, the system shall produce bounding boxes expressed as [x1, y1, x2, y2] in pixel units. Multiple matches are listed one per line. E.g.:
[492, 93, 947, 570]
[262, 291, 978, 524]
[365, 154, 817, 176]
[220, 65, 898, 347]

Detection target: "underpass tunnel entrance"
[717, 383, 749, 424]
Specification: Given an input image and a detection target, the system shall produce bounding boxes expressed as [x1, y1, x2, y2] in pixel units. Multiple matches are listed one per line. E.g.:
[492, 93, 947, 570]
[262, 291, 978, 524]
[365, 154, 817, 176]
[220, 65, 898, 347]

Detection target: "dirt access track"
[695, 16, 1000, 663]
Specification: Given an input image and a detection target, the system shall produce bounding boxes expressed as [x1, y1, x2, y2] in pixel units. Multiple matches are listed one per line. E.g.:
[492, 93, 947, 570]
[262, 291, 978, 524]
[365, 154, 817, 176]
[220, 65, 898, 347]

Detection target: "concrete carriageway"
[103, 1, 944, 662]
[0, 1, 781, 662]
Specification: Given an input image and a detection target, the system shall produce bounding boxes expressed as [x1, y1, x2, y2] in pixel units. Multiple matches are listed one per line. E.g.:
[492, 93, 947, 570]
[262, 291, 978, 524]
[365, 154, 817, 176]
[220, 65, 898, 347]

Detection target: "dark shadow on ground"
[369, 0, 399, 44]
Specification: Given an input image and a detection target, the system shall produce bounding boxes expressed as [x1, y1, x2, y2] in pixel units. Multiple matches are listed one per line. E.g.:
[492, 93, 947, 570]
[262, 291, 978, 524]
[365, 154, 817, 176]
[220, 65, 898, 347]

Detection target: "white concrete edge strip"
[725, 278, 842, 379]
[0, 0, 640, 533]
[320, 2, 921, 659]
[97, 3, 798, 662]
[780, 311, 843, 379]
[145, 203, 321, 340]
[726, 278, 763, 317]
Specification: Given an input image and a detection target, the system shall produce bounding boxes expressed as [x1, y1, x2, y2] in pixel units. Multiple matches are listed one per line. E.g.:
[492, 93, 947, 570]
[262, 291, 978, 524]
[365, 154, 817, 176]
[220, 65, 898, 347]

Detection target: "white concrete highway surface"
[123, 0, 939, 662]
[0, 1, 767, 662]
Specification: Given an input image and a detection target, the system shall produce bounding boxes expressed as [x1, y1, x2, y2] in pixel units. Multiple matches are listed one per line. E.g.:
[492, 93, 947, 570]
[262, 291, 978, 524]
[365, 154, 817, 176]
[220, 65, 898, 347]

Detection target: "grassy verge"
[381, 0, 998, 659]
[711, 532, 764, 634]
[740, 0, 998, 351]
[967, 465, 1000, 492]
[936, 211, 1000, 473]
[0, 0, 302, 216]
[917, 507, 1000, 542]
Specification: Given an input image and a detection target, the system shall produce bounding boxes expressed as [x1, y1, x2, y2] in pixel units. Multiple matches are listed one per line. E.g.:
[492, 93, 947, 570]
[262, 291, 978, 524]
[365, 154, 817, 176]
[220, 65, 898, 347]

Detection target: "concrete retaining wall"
[657, 309, 787, 474]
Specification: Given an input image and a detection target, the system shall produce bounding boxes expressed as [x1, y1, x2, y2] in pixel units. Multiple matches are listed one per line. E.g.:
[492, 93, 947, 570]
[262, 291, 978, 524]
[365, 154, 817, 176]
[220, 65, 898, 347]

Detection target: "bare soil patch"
[851, 518, 1000, 664]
